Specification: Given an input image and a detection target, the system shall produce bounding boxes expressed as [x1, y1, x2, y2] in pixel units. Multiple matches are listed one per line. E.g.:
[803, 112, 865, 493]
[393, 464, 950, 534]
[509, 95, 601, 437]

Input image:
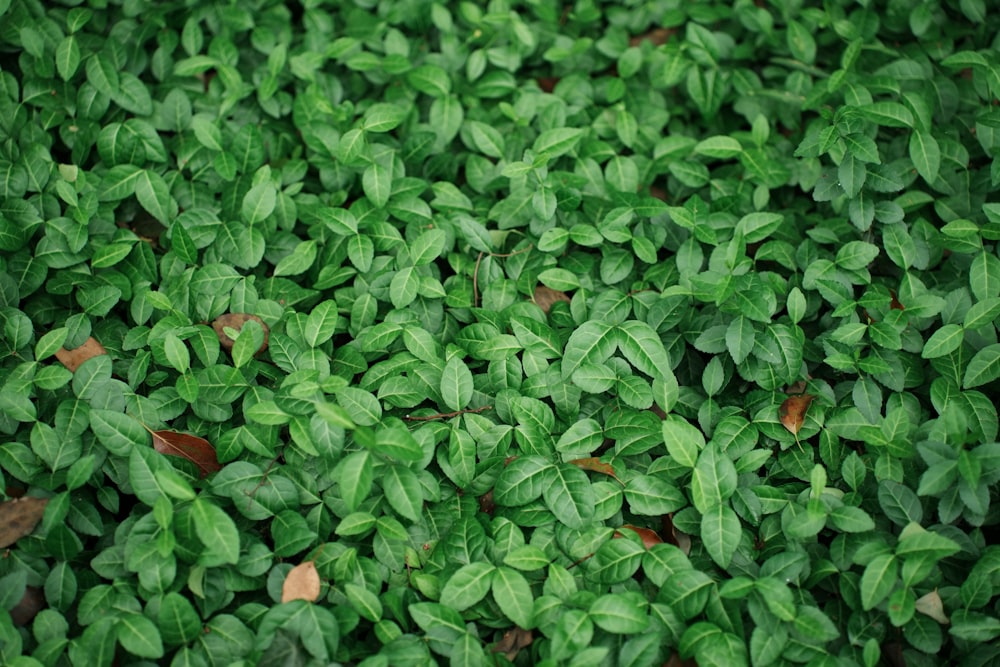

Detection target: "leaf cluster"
[1, 0, 999, 666]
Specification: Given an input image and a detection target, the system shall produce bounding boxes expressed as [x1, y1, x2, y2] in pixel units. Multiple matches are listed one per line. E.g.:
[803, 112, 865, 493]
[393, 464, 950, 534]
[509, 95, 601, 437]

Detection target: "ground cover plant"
[1, 0, 999, 665]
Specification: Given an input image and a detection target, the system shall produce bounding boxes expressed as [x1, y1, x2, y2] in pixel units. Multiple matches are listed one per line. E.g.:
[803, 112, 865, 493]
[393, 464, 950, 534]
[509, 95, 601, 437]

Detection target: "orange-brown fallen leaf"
[491, 627, 533, 662]
[0, 497, 49, 548]
[615, 525, 664, 549]
[211, 313, 269, 355]
[55, 337, 106, 372]
[151, 430, 221, 477]
[569, 457, 622, 484]
[533, 286, 571, 314]
[779, 394, 814, 437]
[282, 560, 321, 603]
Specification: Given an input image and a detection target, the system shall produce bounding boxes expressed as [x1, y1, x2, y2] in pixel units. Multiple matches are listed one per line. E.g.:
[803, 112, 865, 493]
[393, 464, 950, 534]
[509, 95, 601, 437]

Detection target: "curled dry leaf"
[615, 525, 664, 549]
[779, 394, 815, 436]
[55, 336, 106, 372]
[0, 496, 50, 548]
[532, 286, 571, 314]
[491, 627, 533, 662]
[211, 313, 269, 355]
[914, 590, 950, 624]
[151, 430, 222, 477]
[569, 457, 622, 484]
[282, 560, 321, 603]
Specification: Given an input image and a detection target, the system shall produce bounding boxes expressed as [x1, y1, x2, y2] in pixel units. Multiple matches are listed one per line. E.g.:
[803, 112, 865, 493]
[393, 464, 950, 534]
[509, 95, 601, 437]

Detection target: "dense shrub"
[1, 0, 999, 665]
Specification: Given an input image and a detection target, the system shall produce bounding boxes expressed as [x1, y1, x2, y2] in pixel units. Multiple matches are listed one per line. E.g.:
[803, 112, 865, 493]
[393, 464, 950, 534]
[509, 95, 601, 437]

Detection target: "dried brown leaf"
[779, 394, 815, 436]
[914, 589, 950, 624]
[491, 627, 533, 661]
[152, 430, 221, 477]
[282, 560, 321, 603]
[629, 27, 676, 47]
[55, 337, 106, 372]
[616, 525, 664, 549]
[211, 313, 269, 355]
[569, 457, 621, 483]
[533, 286, 571, 314]
[0, 496, 49, 548]
[10, 586, 44, 626]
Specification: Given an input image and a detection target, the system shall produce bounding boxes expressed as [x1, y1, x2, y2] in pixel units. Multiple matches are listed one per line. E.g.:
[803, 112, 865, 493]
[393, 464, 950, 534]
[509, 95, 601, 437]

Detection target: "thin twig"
[472, 244, 534, 308]
[404, 406, 492, 421]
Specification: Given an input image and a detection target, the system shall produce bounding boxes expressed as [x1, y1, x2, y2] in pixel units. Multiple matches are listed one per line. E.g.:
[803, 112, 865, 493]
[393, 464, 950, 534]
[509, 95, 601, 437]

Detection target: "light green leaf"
[616, 320, 671, 381]
[562, 320, 617, 379]
[492, 567, 534, 628]
[440, 356, 474, 411]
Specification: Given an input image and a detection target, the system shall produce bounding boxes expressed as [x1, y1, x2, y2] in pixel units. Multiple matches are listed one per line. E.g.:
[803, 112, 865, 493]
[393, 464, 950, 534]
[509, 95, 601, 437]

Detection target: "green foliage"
[1, 0, 999, 665]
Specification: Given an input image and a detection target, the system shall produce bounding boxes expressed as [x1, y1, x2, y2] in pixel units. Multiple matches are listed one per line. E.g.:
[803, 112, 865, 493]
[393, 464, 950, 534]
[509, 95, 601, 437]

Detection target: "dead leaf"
[536, 76, 559, 93]
[211, 313, 269, 355]
[282, 560, 321, 603]
[569, 457, 622, 484]
[10, 586, 44, 626]
[151, 430, 221, 477]
[779, 394, 814, 437]
[616, 525, 663, 549]
[629, 27, 676, 47]
[55, 337, 106, 372]
[533, 286, 571, 314]
[889, 290, 905, 311]
[478, 489, 495, 515]
[0, 497, 50, 548]
[914, 590, 950, 624]
[662, 652, 698, 667]
[491, 627, 532, 661]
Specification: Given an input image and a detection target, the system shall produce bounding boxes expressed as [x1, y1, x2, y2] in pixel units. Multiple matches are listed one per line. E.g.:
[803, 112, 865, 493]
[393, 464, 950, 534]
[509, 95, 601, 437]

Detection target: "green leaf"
[661, 417, 704, 468]
[363, 103, 408, 132]
[440, 562, 495, 610]
[860, 553, 898, 610]
[382, 463, 423, 522]
[691, 443, 738, 513]
[543, 463, 595, 529]
[921, 324, 964, 359]
[735, 212, 783, 243]
[480, 575, 531, 643]
[191, 497, 240, 565]
[440, 356, 474, 411]
[466, 120, 505, 158]
[336, 387, 382, 426]
[135, 170, 176, 224]
[494, 456, 553, 506]
[909, 131, 941, 184]
[562, 320, 617, 379]
[117, 613, 164, 659]
[589, 594, 649, 634]
[533, 128, 584, 158]
[701, 504, 741, 568]
[616, 320, 672, 381]
[964, 344, 1000, 388]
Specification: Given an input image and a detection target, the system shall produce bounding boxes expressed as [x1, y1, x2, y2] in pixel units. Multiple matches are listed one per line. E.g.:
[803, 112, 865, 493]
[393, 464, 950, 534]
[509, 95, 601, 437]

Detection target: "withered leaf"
[10, 586, 45, 626]
[533, 286, 571, 314]
[0, 496, 50, 548]
[55, 337, 107, 372]
[569, 457, 622, 484]
[616, 524, 663, 549]
[151, 430, 221, 477]
[629, 27, 676, 47]
[491, 627, 533, 662]
[779, 394, 815, 436]
[282, 561, 321, 603]
[211, 313, 269, 355]
[914, 590, 950, 624]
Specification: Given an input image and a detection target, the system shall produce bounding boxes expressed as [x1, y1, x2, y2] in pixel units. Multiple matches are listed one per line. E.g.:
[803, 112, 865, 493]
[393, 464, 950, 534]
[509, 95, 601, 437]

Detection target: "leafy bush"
[1, 0, 1000, 665]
